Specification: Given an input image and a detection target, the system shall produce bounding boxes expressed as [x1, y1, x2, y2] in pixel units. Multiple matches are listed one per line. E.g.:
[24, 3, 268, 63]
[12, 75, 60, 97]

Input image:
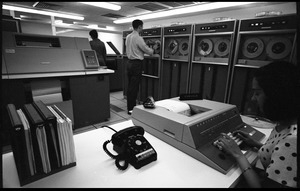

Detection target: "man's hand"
[152, 44, 158, 50]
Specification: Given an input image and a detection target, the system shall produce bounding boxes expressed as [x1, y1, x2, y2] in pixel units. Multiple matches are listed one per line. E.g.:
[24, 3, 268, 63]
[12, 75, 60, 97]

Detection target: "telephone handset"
[103, 126, 157, 170]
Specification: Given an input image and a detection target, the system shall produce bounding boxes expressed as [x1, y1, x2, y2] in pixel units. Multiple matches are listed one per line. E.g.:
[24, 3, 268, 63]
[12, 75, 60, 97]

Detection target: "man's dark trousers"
[126, 59, 143, 112]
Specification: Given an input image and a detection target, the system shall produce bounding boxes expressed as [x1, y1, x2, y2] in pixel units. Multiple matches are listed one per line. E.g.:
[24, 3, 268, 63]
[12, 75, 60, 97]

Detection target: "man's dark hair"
[132, 19, 143, 30]
[253, 61, 300, 122]
[89, 29, 98, 39]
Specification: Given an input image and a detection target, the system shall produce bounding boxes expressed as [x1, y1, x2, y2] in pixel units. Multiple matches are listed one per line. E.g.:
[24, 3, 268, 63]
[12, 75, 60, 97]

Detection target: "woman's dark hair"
[132, 19, 143, 29]
[253, 61, 300, 122]
[89, 29, 98, 39]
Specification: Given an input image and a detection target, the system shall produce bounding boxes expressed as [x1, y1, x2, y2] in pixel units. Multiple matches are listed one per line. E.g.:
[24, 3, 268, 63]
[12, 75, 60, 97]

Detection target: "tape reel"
[266, 38, 292, 60]
[145, 39, 161, 54]
[242, 38, 264, 59]
[241, 115, 276, 129]
[145, 39, 151, 47]
[167, 39, 178, 55]
[179, 39, 189, 56]
[154, 40, 161, 54]
[198, 38, 213, 56]
[214, 39, 230, 57]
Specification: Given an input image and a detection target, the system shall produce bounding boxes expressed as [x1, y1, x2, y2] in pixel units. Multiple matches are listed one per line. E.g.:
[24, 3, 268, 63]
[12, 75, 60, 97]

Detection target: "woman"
[216, 61, 299, 188]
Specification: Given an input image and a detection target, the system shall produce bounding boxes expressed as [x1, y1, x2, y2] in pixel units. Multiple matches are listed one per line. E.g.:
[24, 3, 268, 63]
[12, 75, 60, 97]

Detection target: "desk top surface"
[2, 118, 272, 188]
[2, 68, 114, 80]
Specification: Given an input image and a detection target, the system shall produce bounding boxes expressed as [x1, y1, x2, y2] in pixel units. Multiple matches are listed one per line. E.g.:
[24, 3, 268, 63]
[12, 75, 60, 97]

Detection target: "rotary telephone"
[103, 126, 157, 170]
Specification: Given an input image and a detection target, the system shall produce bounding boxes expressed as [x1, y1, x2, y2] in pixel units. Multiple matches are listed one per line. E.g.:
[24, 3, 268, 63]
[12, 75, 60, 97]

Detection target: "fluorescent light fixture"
[73, 21, 89, 27]
[114, 2, 257, 24]
[56, 29, 74, 34]
[32, 2, 39, 7]
[54, 20, 73, 26]
[85, 24, 106, 29]
[79, 2, 121, 11]
[55, 19, 63, 24]
[2, 4, 84, 20]
[106, 26, 117, 31]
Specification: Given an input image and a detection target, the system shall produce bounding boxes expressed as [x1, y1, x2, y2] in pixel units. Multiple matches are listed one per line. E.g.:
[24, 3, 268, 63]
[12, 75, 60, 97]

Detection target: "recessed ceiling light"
[79, 2, 121, 11]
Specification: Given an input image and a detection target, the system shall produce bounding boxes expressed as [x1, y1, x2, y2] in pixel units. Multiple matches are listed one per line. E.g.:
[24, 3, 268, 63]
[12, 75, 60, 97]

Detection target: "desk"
[2, 119, 272, 188]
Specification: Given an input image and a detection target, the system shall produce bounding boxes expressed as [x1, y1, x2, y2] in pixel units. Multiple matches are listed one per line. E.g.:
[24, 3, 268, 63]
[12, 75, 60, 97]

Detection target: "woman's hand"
[233, 130, 263, 149]
[216, 133, 262, 187]
[215, 133, 244, 159]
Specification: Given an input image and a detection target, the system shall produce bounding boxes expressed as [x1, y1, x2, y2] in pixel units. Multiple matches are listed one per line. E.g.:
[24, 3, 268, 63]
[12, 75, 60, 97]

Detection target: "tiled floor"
[73, 91, 131, 135]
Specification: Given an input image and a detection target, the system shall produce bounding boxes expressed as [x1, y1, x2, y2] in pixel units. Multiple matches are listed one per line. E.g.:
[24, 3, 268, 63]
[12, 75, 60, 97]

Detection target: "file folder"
[7, 104, 32, 181]
[47, 106, 67, 165]
[52, 105, 76, 164]
[33, 100, 61, 169]
[23, 103, 51, 174]
[48, 105, 76, 165]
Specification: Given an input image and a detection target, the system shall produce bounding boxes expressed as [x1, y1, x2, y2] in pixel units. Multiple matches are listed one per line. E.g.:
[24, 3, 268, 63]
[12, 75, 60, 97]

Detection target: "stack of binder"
[7, 101, 76, 186]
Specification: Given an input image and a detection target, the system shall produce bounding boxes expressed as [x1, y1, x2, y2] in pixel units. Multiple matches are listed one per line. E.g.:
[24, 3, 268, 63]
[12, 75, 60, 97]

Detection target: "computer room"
[2, 2, 299, 188]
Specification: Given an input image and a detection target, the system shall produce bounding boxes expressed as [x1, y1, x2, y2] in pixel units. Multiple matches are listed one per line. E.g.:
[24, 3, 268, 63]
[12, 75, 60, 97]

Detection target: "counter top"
[2, 68, 114, 79]
[2, 118, 272, 188]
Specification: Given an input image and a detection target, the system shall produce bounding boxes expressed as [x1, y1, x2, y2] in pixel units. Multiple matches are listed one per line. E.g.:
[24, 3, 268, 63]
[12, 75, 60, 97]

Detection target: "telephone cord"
[103, 140, 118, 159]
[103, 140, 129, 170]
[115, 154, 129, 170]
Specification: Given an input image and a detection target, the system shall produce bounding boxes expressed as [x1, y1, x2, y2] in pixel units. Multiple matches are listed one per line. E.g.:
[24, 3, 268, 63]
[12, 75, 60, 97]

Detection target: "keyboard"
[213, 124, 264, 150]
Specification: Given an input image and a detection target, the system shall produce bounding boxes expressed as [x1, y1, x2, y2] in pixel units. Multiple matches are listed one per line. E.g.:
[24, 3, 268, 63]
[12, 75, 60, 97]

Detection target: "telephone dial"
[103, 126, 157, 170]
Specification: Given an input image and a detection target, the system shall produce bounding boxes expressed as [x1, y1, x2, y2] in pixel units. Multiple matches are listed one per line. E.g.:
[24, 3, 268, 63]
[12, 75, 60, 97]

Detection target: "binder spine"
[17, 109, 36, 176]
[33, 100, 62, 169]
[6, 104, 31, 181]
[23, 104, 47, 174]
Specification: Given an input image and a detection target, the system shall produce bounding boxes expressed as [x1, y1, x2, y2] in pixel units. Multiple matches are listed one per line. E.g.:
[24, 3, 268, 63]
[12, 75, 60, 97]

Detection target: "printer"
[131, 98, 265, 174]
[2, 32, 99, 76]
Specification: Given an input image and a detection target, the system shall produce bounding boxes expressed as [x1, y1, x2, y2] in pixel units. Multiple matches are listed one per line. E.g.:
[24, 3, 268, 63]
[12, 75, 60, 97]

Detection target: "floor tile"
[110, 104, 124, 112]
[108, 110, 125, 122]
[110, 96, 118, 102]
[115, 110, 132, 119]
[110, 91, 125, 100]
[110, 99, 127, 109]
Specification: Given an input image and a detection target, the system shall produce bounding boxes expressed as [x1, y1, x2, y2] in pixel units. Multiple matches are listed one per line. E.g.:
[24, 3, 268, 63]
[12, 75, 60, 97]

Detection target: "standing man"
[125, 19, 157, 114]
[89, 29, 107, 66]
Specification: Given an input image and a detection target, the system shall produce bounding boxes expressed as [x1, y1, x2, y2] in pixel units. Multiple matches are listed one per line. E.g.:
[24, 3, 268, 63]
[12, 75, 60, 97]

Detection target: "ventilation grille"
[159, 2, 199, 7]
[159, 2, 186, 7]
[33, 2, 62, 11]
[135, 3, 167, 12]
[102, 13, 125, 19]
[175, 2, 200, 6]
